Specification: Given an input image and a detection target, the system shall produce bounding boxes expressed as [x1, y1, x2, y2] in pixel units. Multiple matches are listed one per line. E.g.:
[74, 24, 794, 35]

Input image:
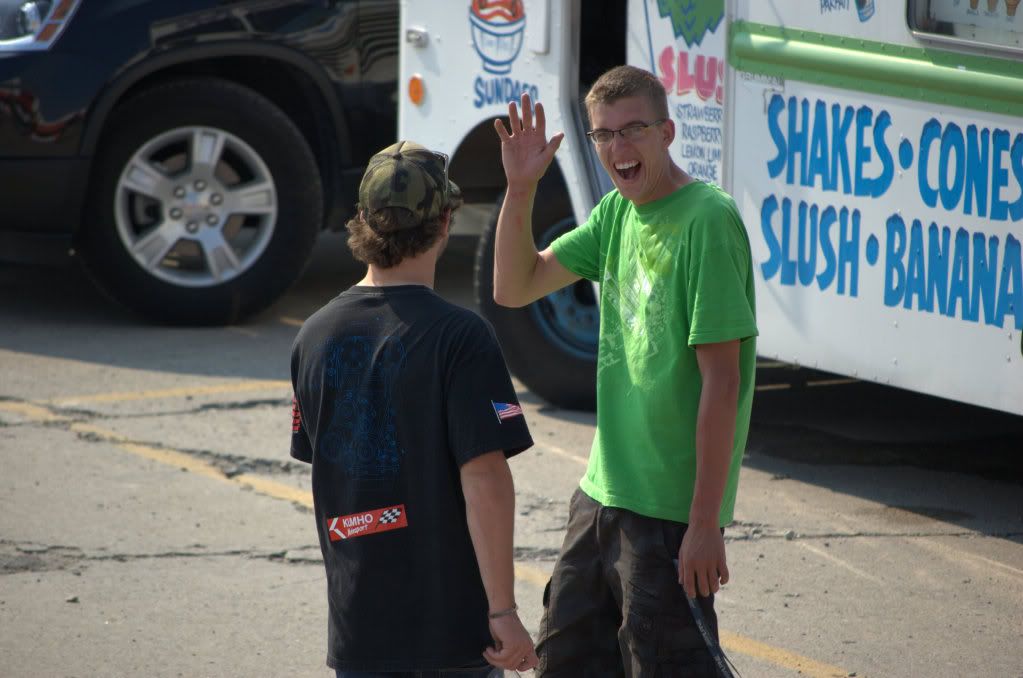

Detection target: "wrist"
[688, 508, 720, 527]
[488, 604, 518, 619]
[504, 182, 537, 198]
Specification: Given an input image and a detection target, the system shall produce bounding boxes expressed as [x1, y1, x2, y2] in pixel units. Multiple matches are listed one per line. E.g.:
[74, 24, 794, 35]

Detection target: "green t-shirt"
[551, 181, 758, 525]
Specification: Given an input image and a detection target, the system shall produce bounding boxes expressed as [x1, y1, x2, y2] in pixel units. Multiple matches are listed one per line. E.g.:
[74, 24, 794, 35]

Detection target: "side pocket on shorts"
[623, 583, 714, 678]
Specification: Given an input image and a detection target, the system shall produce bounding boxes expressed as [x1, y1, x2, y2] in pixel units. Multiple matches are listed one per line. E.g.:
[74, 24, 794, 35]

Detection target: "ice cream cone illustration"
[1006, 0, 1020, 16]
[987, 0, 998, 12]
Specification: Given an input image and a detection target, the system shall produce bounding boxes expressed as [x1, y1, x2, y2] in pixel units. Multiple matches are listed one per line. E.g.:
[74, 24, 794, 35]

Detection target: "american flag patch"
[492, 401, 523, 422]
[326, 504, 408, 542]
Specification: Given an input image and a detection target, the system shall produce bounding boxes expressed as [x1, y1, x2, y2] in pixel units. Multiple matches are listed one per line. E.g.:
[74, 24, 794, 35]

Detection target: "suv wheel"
[80, 77, 322, 324]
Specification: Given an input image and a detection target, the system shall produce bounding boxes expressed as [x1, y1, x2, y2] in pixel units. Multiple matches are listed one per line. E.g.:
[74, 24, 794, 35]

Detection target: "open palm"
[494, 92, 565, 189]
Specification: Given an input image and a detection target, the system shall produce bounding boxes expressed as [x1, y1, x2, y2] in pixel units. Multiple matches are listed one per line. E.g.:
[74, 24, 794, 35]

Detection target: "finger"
[719, 559, 730, 586]
[484, 646, 519, 670]
[696, 566, 711, 598]
[545, 132, 565, 159]
[682, 561, 696, 599]
[535, 101, 547, 137]
[508, 100, 521, 132]
[521, 91, 533, 130]
[494, 118, 510, 142]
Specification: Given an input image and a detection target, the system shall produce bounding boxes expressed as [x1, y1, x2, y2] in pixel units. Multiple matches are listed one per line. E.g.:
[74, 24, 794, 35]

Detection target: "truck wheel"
[79, 78, 322, 325]
[475, 182, 598, 411]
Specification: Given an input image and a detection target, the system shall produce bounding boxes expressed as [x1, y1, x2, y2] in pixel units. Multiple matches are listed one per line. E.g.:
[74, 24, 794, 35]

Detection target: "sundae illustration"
[469, 0, 526, 75]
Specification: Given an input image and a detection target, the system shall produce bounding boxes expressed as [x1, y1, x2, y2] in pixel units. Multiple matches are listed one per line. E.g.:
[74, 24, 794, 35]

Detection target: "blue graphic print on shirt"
[320, 331, 406, 477]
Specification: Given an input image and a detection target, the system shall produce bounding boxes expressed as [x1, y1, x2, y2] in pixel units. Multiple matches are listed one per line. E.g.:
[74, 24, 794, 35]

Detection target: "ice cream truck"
[398, 0, 1023, 417]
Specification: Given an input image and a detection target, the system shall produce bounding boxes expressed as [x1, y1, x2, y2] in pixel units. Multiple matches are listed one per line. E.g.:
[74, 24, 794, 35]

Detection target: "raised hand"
[494, 92, 565, 191]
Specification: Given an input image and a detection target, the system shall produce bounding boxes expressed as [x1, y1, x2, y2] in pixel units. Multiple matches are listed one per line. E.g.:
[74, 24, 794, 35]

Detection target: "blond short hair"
[584, 65, 669, 122]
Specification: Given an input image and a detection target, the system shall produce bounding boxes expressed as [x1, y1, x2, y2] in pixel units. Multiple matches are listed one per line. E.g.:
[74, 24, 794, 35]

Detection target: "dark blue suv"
[0, 0, 398, 323]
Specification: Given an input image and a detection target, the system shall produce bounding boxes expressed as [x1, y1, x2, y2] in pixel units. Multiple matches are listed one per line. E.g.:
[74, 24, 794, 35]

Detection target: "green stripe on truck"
[728, 21, 1023, 117]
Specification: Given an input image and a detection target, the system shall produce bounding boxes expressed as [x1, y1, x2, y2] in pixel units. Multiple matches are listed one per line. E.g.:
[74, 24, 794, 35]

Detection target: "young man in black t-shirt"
[290, 141, 538, 677]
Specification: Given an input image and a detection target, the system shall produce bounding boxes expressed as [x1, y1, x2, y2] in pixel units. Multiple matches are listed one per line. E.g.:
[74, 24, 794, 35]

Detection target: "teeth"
[615, 161, 639, 170]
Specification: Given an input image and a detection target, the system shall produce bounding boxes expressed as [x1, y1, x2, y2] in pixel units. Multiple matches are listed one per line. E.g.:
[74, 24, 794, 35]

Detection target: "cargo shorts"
[535, 488, 720, 678]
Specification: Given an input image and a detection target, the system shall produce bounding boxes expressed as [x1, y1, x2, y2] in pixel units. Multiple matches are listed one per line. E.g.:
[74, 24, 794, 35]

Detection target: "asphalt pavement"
[1, 231, 1021, 678]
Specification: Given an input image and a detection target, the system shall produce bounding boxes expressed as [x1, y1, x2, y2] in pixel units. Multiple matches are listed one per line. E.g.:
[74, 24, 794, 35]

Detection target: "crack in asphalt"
[72, 425, 305, 478]
[2, 396, 304, 480]
[0, 541, 320, 575]
[2, 396, 289, 426]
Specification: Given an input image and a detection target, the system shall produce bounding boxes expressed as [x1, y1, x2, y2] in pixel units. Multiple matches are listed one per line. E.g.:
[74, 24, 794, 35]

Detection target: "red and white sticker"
[326, 504, 408, 542]
[291, 397, 302, 433]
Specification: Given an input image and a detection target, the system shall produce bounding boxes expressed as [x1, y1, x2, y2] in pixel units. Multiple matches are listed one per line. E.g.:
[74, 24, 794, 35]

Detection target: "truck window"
[909, 0, 1023, 52]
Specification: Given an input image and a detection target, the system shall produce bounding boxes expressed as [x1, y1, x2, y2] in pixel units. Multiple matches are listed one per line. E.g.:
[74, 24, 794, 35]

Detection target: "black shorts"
[536, 489, 720, 678]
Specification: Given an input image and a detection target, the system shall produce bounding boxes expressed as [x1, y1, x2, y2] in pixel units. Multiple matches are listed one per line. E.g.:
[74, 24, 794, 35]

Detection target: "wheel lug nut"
[186, 221, 199, 233]
[210, 193, 223, 205]
[206, 214, 218, 225]
[194, 180, 206, 190]
[169, 208, 183, 219]
[174, 186, 186, 198]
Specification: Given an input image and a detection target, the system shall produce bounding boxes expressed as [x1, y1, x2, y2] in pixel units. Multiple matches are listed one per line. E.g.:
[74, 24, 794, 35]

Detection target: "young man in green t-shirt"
[492, 66, 758, 676]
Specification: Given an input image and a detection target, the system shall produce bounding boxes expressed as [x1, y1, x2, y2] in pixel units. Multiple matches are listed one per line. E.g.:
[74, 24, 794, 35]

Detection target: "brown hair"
[345, 207, 447, 269]
[584, 65, 670, 121]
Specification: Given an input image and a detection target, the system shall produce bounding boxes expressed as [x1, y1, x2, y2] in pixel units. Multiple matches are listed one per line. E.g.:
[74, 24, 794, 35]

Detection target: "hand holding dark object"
[678, 521, 729, 599]
[483, 612, 539, 671]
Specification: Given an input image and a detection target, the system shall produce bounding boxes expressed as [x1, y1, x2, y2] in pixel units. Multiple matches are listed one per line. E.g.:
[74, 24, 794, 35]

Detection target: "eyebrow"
[593, 119, 650, 130]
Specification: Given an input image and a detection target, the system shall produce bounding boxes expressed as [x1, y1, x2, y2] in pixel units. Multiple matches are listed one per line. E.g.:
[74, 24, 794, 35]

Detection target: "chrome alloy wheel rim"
[113, 126, 278, 287]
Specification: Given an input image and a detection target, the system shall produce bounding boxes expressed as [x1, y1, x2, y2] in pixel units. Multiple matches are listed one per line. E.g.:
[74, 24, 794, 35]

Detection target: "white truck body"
[399, 0, 1023, 417]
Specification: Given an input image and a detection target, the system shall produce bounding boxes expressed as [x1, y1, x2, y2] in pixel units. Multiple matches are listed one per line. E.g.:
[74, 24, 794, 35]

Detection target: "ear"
[661, 118, 676, 148]
[440, 208, 452, 235]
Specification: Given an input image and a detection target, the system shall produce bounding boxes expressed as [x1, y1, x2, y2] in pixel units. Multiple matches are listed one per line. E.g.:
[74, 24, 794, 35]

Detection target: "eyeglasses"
[586, 119, 668, 145]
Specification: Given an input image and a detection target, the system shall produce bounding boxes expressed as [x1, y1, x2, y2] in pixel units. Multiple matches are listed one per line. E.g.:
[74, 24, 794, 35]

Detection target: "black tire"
[79, 77, 323, 325]
[474, 176, 598, 411]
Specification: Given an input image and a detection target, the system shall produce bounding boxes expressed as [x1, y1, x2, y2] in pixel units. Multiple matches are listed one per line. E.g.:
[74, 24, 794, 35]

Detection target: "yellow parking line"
[70, 422, 310, 506]
[0, 401, 69, 423]
[536, 442, 587, 466]
[234, 472, 312, 506]
[514, 563, 549, 588]
[49, 380, 291, 407]
[37, 401, 857, 677]
[719, 631, 853, 678]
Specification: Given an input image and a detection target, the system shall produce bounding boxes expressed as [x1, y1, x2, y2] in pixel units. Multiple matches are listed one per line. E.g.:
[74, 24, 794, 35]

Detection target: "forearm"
[462, 454, 517, 611]
[690, 377, 739, 526]
[493, 185, 542, 308]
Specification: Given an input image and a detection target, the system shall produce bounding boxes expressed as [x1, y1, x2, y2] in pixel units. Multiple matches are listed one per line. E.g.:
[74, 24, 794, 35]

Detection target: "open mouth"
[615, 160, 640, 181]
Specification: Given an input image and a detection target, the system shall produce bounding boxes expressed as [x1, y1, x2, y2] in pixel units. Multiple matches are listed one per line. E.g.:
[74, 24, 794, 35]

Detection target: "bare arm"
[493, 92, 579, 307]
[460, 451, 538, 671]
[678, 339, 741, 599]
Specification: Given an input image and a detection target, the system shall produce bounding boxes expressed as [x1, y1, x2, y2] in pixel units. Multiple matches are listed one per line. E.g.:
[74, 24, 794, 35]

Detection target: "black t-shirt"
[290, 285, 532, 671]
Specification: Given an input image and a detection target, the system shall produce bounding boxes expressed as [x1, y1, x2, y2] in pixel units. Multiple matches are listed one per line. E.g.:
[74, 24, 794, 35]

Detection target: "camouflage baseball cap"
[358, 140, 462, 232]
